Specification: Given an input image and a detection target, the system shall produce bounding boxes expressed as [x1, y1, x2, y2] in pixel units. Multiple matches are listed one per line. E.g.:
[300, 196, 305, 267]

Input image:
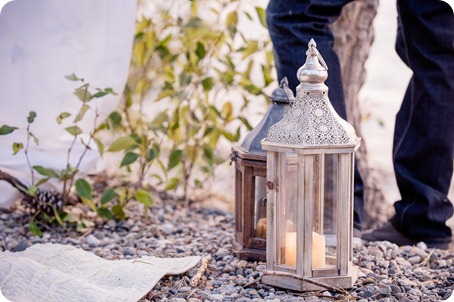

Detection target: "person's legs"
[364, 0, 453, 247]
[266, 0, 365, 231]
[392, 0, 454, 244]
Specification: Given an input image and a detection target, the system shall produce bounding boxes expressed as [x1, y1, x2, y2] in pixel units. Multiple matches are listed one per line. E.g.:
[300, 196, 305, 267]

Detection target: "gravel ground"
[0, 196, 453, 302]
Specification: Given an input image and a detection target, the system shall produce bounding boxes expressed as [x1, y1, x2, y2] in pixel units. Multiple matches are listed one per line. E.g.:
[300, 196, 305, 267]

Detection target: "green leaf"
[65, 126, 83, 136]
[255, 7, 267, 28]
[94, 138, 105, 156]
[100, 188, 116, 205]
[165, 177, 180, 190]
[195, 41, 206, 59]
[74, 104, 90, 123]
[33, 166, 59, 178]
[108, 136, 136, 152]
[52, 206, 64, 225]
[12, 142, 23, 155]
[167, 149, 183, 170]
[59, 165, 78, 180]
[150, 111, 169, 127]
[226, 11, 238, 37]
[27, 185, 37, 197]
[238, 116, 253, 131]
[179, 73, 192, 87]
[97, 207, 115, 220]
[15, 184, 28, 195]
[135, 190, 154, 208]
[27, 111, 37, 123]
[147, 149, 156, 162]
[75, 179, 93, 201]
[112, 204, 126, 220]
[201, 77, 214, 91]
[57, 112, 71, 124]
[29, 220, 43, 237]
[120, 151, 139, 167]
[29, 132, 39, 145]
[74, 85, 92, 102]
[240, 40, 259, 59]
[222, 101, 233, 120]
[65, 73, 83, 81]
[107, 111, 122, 129]
[35, 177, 50, 186]
[0, 125, 18, 135]
[92, 87, 116, 98]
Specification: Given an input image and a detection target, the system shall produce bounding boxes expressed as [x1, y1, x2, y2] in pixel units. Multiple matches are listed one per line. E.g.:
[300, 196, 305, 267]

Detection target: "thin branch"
[262, 270, 345, 293]
[190, 254, 211, 287]
[0, 169, 29, 193]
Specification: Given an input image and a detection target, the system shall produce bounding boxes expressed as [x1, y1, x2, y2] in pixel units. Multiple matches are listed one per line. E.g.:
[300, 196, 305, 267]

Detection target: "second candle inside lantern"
[284, 231, 326, 269]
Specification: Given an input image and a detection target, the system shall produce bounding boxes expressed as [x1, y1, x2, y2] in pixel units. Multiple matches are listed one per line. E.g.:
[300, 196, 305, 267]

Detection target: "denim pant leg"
[392, 0, 454, 243]
[266, 0, 365, 231]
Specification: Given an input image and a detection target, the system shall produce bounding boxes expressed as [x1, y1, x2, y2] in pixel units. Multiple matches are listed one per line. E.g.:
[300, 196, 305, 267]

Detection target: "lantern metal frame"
[261, 39, 360, 291]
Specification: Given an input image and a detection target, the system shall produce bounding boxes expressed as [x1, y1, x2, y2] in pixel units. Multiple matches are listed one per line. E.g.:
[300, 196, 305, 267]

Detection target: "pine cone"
[24, 190, 65, 215]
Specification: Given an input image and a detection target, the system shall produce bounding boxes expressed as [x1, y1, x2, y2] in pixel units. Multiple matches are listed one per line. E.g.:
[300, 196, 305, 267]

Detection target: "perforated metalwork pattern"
[264, 90, 358, 147]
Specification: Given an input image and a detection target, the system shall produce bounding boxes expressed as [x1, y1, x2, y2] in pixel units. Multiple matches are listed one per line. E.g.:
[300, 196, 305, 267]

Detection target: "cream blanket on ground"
[0, 243, 200, 302]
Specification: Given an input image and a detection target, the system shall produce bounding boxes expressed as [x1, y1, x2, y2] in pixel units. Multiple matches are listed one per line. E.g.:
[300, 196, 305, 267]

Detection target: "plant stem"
[24, 123, 35, 185]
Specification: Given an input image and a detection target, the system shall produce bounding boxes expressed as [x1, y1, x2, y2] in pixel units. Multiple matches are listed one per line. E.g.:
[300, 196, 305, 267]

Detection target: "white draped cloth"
[0, 0, 136, 207]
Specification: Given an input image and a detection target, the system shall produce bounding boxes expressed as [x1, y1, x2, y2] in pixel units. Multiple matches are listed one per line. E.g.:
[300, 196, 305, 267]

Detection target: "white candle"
[256, 218, 267, 238]
[312, 231, 326, 269]
[285, 232, 297, 266]
[284, 231, 326, 268]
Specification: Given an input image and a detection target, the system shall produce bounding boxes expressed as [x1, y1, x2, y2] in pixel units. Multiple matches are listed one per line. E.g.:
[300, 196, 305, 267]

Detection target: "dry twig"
[262, 270, 345, 293]
[190, 254, 211, 287]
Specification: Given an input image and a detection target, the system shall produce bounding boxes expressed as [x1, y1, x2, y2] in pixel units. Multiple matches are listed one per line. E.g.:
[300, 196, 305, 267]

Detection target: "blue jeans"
[266, 0, 454, 243]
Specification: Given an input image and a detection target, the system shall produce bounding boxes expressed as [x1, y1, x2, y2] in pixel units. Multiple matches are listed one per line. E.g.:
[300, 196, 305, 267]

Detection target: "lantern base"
[232, 240, 266, 261]
[262, 265, 360, 292]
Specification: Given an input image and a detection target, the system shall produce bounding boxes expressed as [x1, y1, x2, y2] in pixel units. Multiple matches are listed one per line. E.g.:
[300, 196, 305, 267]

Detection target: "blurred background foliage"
[104, 0, 274, 200]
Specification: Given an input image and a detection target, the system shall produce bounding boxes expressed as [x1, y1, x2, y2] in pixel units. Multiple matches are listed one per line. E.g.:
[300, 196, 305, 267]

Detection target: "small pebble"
[86, 234, 100, 247]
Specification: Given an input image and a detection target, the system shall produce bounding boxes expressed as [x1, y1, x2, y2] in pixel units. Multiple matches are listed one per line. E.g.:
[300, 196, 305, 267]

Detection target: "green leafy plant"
[0, 75, 121, 234]
[106, 0, 274, 199]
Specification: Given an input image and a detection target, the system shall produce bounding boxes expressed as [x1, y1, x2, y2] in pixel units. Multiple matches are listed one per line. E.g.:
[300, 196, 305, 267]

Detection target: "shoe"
[361, 222, 450, 250]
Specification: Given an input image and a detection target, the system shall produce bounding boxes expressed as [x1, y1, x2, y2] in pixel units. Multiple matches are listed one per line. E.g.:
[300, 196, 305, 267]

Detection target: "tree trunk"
[331, 0, 394, 229]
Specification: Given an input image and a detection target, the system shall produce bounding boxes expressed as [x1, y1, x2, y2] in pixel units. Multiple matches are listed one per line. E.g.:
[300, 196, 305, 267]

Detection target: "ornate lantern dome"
[263, 39, 359, 149]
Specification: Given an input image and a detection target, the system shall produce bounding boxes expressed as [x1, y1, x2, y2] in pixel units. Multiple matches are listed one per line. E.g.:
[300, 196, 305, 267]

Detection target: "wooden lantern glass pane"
[276, 152, 298, 268]
[254, 176, 267, 239]
[320, 153, 338, 268]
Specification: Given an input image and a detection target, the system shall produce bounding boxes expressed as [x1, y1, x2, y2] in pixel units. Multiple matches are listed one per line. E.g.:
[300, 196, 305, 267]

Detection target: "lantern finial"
[296, 39, 328, 91]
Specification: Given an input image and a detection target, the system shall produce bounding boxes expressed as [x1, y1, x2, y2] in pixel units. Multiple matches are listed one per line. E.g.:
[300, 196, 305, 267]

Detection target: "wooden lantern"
[261, 39, 360, 291]
[231, 86, 289, 261]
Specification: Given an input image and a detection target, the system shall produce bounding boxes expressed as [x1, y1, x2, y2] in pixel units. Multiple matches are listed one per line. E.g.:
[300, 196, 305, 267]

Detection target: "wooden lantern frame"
[231, 147, 267, 261]
[231, 87, 289, 261]
[261, 143, 360, 291]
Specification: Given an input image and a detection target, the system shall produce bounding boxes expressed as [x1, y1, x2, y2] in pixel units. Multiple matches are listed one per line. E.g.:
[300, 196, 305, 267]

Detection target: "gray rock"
[207, 293, 224, 300]
[161, 223, 174, 235]
[389, 284, 402, 294]
[437, 260, 448, 268]
[407, 256, 421, 265]
[86, 234, 100, 247]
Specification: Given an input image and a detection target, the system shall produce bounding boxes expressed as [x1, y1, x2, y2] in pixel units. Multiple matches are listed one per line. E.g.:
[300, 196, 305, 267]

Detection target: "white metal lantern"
[261, 39, 360, 291]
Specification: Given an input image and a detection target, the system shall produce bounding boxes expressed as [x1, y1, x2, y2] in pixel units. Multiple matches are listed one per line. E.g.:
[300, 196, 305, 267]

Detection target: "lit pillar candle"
[256, 218, 267, 238]
[312, 231, 326, 269]
[285, 231, 326, 268]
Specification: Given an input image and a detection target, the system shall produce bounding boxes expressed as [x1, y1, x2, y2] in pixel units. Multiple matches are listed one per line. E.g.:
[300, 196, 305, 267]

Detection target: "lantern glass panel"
[320, 153, 338, 267]
[276, 152, 298, 268]
[254, 176, 267, 239]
